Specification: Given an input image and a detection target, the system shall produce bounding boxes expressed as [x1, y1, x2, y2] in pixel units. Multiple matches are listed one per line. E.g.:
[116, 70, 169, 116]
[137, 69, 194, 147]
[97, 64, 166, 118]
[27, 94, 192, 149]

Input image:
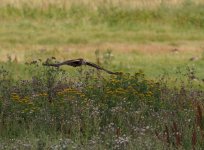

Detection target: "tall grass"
[0, 0, 203, 57]
[1, 0, 204, 8]
[0, 0, 204, 29]
[0, 60, 204, 149]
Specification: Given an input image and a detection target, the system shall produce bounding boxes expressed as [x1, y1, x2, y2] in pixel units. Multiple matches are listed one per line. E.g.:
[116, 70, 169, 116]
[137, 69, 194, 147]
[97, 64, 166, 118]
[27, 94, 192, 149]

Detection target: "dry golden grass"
[1, 0, 203, 9]
[0, 41, 203, 62]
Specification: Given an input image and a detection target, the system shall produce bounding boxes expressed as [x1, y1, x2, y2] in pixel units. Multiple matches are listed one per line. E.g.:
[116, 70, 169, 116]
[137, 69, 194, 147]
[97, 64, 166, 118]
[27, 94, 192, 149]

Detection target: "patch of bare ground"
[89, 41, 204, 54]
[0, 41, 203, 62]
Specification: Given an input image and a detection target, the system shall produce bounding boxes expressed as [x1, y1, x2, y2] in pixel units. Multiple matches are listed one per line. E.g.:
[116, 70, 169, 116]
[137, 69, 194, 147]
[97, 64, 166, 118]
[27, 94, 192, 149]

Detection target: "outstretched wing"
[60, 59, 83, 67]
[86, 61, 119, 75]
[43, 58, 120, 75]
[43, 58, 83, 67]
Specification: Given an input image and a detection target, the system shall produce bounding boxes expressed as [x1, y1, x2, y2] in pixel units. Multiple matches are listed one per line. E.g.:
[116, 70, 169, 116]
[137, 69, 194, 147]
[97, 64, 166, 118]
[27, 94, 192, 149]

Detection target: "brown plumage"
[43, 58, 120, 75]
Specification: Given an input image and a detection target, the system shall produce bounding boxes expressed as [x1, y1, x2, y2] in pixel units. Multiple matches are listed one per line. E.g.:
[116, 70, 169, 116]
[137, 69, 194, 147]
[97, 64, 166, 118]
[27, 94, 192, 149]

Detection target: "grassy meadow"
[0, 0, 204, 149]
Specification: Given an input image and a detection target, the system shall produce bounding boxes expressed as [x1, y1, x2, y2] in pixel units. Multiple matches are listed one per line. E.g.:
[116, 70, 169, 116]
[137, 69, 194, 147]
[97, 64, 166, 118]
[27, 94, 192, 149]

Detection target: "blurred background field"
[0, 0, 204, 79]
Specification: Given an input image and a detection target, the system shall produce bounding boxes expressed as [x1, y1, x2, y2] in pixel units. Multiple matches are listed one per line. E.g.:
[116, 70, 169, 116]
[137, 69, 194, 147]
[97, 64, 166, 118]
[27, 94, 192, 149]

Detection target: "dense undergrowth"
[0, 60, 204, 149]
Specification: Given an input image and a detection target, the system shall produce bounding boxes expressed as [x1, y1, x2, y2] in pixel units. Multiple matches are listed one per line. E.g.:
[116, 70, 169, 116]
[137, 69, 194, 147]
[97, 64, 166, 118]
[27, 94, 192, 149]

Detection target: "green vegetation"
[0, 0, 203, 79]
[0, 0, 204, 48]
[1, 49, 204, 80]
[0, 0, 204, 149]
[0, 62, 204, 149]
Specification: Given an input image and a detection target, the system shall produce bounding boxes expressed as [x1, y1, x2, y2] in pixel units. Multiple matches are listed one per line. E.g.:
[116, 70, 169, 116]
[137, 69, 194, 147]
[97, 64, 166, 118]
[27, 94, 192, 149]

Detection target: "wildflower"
[57, 91, 63, 95]
[146, 91, 153, 97]
[79, 93, 86, 98]
[22, 98, 29, 103]
[11, 93, 20, 101]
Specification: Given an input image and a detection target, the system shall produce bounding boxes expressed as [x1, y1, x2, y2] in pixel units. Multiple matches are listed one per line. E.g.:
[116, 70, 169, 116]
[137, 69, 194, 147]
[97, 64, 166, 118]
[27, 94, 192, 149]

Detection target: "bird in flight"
[43, 58, 121, 75]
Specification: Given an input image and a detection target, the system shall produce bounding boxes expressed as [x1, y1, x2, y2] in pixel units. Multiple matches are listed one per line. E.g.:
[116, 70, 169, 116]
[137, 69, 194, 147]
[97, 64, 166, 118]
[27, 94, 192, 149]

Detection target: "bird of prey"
[43, 58, 121, 75]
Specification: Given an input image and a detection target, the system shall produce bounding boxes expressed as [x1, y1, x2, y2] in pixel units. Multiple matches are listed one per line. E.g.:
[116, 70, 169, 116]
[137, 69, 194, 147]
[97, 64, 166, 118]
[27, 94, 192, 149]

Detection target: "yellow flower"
[80, 94, 86, 97]
[11, 93, 20, 101]
[146, 91, 153, 97]
[57, 91, 63, 95]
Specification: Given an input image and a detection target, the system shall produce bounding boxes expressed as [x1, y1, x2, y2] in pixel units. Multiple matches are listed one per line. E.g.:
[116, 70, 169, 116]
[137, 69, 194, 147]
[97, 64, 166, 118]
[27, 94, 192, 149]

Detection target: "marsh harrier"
[43, 58, 120, 75]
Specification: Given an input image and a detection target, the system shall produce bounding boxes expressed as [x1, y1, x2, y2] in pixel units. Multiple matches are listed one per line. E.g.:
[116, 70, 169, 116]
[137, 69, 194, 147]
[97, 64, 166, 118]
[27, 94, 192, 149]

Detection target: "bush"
[0, 61, 204, 149]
